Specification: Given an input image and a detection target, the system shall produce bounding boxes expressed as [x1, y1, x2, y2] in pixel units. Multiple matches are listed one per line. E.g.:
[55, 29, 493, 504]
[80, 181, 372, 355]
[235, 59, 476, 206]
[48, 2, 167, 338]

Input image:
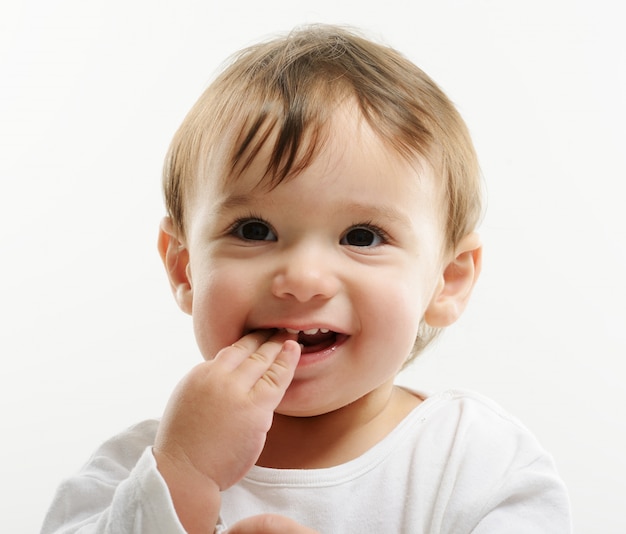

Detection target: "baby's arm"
[153, 330, 301, 534]
[41, 331, 301, 534]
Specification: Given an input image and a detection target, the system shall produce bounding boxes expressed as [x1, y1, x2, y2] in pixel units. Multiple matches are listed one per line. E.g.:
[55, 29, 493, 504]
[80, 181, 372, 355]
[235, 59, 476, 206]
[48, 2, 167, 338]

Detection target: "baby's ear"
[424, 233, 482, 328]
[158, 217, 193, 315]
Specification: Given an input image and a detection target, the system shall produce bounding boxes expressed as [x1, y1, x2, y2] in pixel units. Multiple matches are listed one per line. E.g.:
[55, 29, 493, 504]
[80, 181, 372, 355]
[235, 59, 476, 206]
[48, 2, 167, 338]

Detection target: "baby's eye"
[231, 219, 277, 241]
[340, 225, 386, 247]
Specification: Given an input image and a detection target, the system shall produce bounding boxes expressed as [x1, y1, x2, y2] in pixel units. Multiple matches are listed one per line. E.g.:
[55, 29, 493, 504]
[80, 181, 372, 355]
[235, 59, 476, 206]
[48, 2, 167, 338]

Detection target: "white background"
[1, 1, 624, 532]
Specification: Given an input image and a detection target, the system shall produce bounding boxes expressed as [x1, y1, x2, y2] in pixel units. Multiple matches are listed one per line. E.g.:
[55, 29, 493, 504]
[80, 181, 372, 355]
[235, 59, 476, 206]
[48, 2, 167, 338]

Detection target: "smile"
[279, 327, 345, 354]
[284, 327, 330, 335]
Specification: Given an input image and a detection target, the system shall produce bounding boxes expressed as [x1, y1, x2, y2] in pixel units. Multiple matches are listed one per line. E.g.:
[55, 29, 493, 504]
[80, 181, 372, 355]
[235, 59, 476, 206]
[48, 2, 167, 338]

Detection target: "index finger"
[213, 330, 276, 371]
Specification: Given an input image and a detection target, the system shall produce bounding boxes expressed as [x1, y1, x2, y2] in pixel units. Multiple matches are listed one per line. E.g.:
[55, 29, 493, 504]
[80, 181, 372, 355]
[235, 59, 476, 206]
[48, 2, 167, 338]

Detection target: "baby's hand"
[153, 330, 300, 532]
[227, 514, 320, 533]
[155, 330, 300, 488]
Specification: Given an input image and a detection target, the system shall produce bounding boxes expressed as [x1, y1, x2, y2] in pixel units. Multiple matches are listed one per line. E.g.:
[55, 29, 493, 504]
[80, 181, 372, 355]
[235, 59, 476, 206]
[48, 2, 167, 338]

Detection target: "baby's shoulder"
[402, 389, 548, 469]
[81, 419, 160, 474]
[413, 389, 527, 428]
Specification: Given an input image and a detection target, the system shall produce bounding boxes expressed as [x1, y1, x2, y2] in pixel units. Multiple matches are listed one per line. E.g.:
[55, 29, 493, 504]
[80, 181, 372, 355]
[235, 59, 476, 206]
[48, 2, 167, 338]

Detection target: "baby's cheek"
[376, 282, 424, 350]
[195, 259, 264, 355]
[191, 292, 243, 360]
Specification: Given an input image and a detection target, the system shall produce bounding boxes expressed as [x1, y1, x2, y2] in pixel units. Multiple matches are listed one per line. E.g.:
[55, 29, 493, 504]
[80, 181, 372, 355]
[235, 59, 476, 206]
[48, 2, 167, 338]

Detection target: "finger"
[227, 513, 319, 534]
[213, 330, 276, 372]
[233, 335, 298, 391]
[249, 339, 300, 410]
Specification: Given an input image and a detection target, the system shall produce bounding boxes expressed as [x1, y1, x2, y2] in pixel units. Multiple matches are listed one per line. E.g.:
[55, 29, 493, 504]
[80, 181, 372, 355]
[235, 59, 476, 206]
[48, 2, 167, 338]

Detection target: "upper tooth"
[284, 327, 331, 335]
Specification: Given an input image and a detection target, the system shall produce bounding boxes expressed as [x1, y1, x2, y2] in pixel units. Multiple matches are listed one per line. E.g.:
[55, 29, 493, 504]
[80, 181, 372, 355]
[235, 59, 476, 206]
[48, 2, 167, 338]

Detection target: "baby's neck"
[257, 385, 422, 469]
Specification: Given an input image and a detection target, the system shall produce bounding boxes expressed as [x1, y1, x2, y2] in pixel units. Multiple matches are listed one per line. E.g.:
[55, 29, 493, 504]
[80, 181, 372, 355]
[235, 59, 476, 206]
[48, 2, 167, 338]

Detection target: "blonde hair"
[162, 24, 483, 358]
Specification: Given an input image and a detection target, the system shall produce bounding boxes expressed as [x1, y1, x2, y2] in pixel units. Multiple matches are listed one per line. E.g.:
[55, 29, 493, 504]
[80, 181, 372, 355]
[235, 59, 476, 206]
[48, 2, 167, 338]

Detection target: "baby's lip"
[239, 328, 291, 344]
[247, 325, 347, 347]
[249, 324, 346, 336]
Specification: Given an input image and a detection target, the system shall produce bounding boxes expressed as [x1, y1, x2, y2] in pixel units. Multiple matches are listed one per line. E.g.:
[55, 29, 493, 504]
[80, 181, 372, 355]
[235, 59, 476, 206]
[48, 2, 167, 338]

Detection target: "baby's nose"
[271, 246, 340, 302]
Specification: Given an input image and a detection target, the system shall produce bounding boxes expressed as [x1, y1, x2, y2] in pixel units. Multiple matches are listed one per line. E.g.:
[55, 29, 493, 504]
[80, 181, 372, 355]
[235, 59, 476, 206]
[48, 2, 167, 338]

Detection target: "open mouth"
[283, 327, 341, 354]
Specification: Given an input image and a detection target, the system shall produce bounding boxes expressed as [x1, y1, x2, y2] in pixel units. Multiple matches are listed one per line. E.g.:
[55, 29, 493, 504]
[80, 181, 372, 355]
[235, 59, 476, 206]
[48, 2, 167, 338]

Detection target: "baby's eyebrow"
[215, 194, 411, 228]
[338, 202, 412, 228]
[214, 193, 259, 213]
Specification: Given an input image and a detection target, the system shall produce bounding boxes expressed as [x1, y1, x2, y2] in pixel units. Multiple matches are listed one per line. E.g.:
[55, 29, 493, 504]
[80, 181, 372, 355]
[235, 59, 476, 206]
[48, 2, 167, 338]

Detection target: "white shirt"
[41, 390, 572, 533]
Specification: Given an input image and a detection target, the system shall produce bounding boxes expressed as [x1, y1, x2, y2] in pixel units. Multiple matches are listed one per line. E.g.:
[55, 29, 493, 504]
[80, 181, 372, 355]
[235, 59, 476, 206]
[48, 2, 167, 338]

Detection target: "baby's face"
[181, 104, 448, 417]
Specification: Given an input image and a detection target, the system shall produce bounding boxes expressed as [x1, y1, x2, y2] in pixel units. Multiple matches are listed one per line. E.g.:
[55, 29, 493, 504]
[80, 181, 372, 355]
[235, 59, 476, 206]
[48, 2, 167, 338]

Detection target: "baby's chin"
[273, 406, 330, 419]
[273, 389, 348, 419]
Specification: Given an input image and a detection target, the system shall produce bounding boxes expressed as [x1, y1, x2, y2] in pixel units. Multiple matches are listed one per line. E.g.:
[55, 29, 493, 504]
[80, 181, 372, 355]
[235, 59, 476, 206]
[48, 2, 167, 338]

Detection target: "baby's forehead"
[209, 100, 439, 195]
[199, 134, 441, 227]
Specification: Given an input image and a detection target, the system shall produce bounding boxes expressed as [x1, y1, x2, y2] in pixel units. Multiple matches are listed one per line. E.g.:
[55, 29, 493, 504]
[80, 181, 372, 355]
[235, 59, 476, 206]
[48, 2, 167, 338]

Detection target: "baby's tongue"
[297, 330, 336, 352]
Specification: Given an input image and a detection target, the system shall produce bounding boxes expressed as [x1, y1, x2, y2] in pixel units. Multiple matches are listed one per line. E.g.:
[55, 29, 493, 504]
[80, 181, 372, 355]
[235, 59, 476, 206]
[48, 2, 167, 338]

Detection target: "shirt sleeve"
[40, 420, 188, 534]
[467, 444, 572, 534]
[432, 392, 573, 534]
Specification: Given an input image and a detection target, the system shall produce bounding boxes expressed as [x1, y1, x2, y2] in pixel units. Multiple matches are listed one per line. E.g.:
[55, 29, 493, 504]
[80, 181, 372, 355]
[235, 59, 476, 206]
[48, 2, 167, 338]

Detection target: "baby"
[42, 24, 572, 533]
